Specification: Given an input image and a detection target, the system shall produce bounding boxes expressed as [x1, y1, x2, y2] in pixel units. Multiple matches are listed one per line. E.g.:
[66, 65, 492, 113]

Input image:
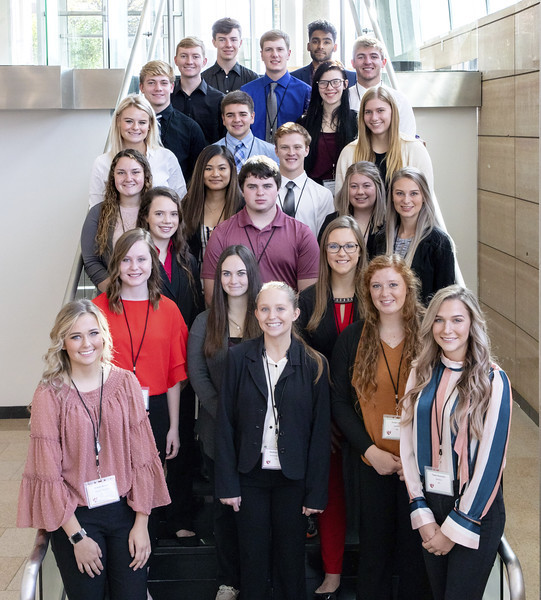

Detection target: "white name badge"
[382, 414, 401, 440]
[262, 447, 281, 470]
[141, 387, 150, 411]
[84, 475, 120, 508]
[424, 467, 454, 497]
[322, 179, 336, 195]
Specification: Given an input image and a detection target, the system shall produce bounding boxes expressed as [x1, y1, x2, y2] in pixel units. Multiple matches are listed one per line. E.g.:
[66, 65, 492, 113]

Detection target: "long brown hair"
[351, 255, 422, 407]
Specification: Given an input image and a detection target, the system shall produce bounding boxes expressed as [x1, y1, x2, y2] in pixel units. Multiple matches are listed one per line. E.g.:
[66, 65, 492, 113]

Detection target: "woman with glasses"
[297, 60, 358, 188]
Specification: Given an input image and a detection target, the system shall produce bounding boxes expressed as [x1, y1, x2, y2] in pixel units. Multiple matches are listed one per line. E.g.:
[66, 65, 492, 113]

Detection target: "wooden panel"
[515, 328, 539, 411]
[515, 4, 540, 73]
[515, 260, 539, 340]
[516, 200, 539, 267]
[482, 303, 516, 382]
[515, 71, 540, 137]
[515, 137, 540, 203]
[478, 190, 515, 255]
[478, 137, 515, 196]
[479, 78, 515, 136]
[478, 15, 515, 80]
[478, 244, 516, 321]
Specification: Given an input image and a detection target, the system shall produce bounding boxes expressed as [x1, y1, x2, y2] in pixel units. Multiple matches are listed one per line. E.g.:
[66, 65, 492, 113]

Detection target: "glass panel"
[419, 0, 451, 42]
[62, 16, 104, 68]
[450, 0, 487, 29]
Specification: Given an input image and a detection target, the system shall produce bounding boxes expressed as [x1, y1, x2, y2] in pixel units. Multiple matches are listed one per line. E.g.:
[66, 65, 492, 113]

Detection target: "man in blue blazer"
[291, 19, 356, 87]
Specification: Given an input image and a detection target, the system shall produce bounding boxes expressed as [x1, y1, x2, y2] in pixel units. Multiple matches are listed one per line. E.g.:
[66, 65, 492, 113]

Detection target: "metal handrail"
[19, 529, 50, 600]
[499, 534, 526, 600]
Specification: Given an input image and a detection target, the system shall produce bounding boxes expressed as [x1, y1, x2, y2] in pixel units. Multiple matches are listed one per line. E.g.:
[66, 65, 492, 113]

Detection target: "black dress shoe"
[313, 587, 340, 600]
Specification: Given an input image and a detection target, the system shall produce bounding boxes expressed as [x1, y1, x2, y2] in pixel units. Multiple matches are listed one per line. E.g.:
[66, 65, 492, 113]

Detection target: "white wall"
[0, 109, 111, 407]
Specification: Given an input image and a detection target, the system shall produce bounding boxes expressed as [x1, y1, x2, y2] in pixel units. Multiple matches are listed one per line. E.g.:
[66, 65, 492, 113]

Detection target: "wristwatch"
[69, 529, 87, 545]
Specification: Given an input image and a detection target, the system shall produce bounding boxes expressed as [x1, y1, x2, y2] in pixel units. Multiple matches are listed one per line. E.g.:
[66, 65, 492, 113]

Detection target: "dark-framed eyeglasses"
[317, 78, 346, 89]
[326, 242, 359, 254]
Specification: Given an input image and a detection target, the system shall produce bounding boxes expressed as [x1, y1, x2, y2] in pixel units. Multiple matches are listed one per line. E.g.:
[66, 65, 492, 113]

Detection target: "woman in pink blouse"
[17, 299, 170, 600]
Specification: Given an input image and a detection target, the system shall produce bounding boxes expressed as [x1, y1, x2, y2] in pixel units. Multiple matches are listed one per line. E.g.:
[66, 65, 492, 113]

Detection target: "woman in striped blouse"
[400, 285, 512, 600]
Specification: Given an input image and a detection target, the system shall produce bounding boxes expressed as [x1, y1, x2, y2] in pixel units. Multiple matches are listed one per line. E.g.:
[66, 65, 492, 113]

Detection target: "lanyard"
[263, 350, 286, 435]
[244, 226, 277, 265]
[265, 79, 290, 136]
[431, 367, 457, 467]
[278, 177, 308, 218]
[71, 368, 104, 477]
[226, 134, 256, 162]
[379, 340, 404, 410]
[120, 299, 150, 375]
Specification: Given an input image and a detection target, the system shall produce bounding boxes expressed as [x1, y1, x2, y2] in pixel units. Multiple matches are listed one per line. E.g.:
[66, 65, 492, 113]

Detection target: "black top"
[157, 104, 207, 183]
[171, 78, 225, 144]
[202, 61, 259, 94]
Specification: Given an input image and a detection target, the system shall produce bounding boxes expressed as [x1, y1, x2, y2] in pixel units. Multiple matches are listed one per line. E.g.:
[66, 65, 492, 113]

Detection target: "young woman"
[17, 299, 170, 600]
[401, 285, 512, 600]
[335, 86, 433, 194]
[187, 245, 262, 598]
[297, 216, 366, 598]
[182, 145, 244, 267]
[138, 186, 203, 539]
[318, 161, 386, 257]
[216, 281, 331, 600]
[89, 94, 186, 207]
[297, 60, 358, 188]
[93, 228, 188, 468]
[373, 167, 455, 305]
[331, 255, 431, 600]
[81, 149, 152, 292]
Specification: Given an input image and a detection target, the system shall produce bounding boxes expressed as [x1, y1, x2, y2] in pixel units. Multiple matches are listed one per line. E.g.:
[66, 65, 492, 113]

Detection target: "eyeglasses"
[317, 78, 346, 89]
[326, 242, 359, 254]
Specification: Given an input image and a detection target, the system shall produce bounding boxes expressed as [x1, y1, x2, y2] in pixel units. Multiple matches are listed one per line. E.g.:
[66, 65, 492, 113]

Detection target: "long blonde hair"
[353, 87, 402, 185]
[401, 285, 494, 438]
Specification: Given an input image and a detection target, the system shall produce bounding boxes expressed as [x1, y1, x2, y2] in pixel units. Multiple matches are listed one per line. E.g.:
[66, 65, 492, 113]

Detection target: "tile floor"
[0, 405, 538, 600]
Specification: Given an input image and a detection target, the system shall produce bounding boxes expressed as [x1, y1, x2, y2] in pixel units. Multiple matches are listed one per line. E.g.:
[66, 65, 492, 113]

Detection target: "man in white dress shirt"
[349, 36, 416, 137]
[274, 122, 335, 237]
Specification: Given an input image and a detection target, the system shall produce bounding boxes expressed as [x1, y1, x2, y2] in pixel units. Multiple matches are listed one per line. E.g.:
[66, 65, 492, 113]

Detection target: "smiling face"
[119, 240, 152, 292]
[348, 173, 377, 214]
[118, 106, 149, 148]
[351, 46, 386, 87]
[261, 38, 291, 78]
[369, 267, 407, 316]
[63, 313, 104, 369]
[174, 46, 207, 79]
[222, 103, 255, 140]
[308, 29, 337, 64]
[363, 97, 392, 137]
[139, 74, 174, 111]
[204, 154, 232, 191]
[213, 29, 242, 63]
[146, 195, 179, 243]
[317, 67, 347, 109]
[392, 177, 423, 223]
[221, 254, 249, 298]
[326, 228, 360, 277]
[255, 287, 299, 340]
[275, 133, 309, 178]
[432, 298, 471, 362]
[114, 157, 145, 200]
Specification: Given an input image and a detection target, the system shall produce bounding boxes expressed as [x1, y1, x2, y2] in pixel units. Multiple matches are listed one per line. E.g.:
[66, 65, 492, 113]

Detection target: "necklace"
[228, 316, 243, 334]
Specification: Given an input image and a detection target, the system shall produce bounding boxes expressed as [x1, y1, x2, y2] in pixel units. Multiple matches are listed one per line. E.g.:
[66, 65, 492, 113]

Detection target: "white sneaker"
[215, 584, 239, 600]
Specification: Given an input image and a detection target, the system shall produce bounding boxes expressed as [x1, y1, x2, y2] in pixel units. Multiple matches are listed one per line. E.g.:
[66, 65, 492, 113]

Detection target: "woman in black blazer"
[216, 282, 331, 600]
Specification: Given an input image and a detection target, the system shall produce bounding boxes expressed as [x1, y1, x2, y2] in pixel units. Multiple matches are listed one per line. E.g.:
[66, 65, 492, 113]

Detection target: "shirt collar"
[225, 130, 254, 148]
[211, 61, 241, 75]
[238, 205, 286, 229]
[280, 171, 307, 190]
[262, 71, 291, 88]
[355, 80, 382, 94]
[440, 354, 464, 371]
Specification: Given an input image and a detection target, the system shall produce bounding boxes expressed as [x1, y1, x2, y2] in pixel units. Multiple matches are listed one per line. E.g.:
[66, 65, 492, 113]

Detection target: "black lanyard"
[71, 368, 104, 475]
[379, 340, 404, 404]
[263, 350, 281, 435]
[244, 226, 277, 265]
[278, 177, 308, 218]
[120, 299, 150, 375]
[431, 367, 457, 463]
[226, 134, 256, 162]
[265, 79, 290, 136]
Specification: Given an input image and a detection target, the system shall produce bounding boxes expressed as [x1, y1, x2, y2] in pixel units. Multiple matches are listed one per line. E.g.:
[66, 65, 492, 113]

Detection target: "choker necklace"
[334, 296, 354, 304]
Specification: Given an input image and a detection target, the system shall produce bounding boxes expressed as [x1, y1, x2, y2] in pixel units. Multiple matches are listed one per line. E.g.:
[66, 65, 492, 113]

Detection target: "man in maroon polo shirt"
[201, 155, 319, 305]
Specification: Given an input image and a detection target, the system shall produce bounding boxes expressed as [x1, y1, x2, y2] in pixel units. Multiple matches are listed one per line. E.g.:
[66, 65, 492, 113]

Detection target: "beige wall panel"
[515, 71, 540, 137]
[515, 137, 540, 203]
[515, 199, 539, 267]
[482, 303, 516, 381]
[420, 30, 478, 70]
[478, 190, 516, 255]
[478, 243, 516, 321]
[515, 4, 540, 73]
[515, 260, 539, 339]
[478, 137, 515, 196]
[478, 15, 515, 80]
[515, 328, 539, 410]
[479, 77, 515, 136]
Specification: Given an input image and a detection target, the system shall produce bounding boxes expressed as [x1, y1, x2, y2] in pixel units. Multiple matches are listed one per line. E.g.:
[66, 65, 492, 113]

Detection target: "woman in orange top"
[331, 255, 431, 600]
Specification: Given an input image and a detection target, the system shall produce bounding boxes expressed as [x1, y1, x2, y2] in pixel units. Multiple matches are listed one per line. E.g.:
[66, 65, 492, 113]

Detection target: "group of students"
[17, 14, 512, 600]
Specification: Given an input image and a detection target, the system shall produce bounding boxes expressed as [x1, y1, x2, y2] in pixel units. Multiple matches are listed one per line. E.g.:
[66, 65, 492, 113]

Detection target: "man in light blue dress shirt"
[214, 91, 279, 172]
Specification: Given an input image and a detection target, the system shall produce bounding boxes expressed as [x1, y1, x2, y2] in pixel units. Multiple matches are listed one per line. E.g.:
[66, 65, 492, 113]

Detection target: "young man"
[349, 35, 416, 136]
[201, 156, 319, 305]
[241, 30, 311, 143]
[214, 91, 279, 171]
[171, 36, 225, 144]
[275, 122, 334, 237]
[291, 19, 356, 87]
[139, 60, 206, 183]
[202, 17, 259, 93]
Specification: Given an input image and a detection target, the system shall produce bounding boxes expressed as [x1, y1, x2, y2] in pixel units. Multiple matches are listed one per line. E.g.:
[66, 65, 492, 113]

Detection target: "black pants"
[236, 463, 307, 600]
[356, 459, 432, 600]
[423, 487, 505, 600]
[50, 498, 147, 600]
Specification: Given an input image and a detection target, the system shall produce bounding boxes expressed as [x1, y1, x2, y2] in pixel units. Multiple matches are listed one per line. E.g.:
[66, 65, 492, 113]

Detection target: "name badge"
[322, 179, 336, 195]
[84, 475, 120, 508]
[141, 387, 150, 411]
[262, 447, 281, 470]
[424, 467, 454, 496]
[382, 414, 401, 440]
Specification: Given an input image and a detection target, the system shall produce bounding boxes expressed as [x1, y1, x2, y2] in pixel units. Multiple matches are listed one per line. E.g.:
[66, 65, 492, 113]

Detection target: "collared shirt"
[202, 61, 259, 94]
[241, 72, 311, 140]
[171, 77, 225, 144]
[278, 172, 335, 236]
[214, 131, 279, 170]
[349, 81, 417, 137]
[201, 206, 319, 288]
[156, 103, 206, 182]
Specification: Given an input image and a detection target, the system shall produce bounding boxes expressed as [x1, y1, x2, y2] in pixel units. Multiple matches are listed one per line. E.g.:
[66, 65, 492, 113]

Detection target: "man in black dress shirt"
[202, 17, 259, 94]
[172, 36, 225, 144]
[139, 60, 206, 183]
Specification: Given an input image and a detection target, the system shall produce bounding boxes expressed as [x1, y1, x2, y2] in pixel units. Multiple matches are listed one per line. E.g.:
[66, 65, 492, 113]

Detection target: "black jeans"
[50, 497, 147, 600]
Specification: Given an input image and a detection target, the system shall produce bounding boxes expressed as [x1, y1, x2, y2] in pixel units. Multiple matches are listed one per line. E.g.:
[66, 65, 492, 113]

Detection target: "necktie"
[234, 142, 245, 172]
[266, 82, 278, 143]
[283, 181, 296, 217]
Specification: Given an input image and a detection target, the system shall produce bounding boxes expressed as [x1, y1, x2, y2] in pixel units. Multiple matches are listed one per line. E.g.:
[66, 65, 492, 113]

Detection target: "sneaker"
[216, 585, 239, 600]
